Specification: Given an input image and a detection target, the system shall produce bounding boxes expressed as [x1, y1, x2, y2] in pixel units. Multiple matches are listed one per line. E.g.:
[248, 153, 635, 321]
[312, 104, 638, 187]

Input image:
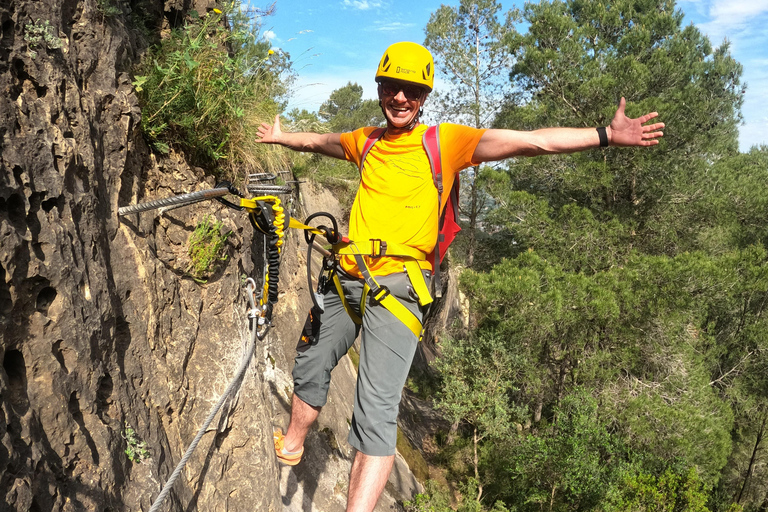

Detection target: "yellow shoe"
[273, 429, 304, 466]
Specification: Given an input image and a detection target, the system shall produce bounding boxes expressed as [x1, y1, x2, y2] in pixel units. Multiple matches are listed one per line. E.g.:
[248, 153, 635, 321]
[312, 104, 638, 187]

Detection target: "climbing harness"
[289, 125, 460, 341]
[289, 212, 433, 340]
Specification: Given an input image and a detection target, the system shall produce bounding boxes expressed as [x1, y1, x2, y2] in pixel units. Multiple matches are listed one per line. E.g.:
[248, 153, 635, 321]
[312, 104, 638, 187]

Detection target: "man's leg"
[347, 452, 395, 512]
[282, 277, 361, 462]
[346, 271, 426, 510]
[283, 393, 321, 453]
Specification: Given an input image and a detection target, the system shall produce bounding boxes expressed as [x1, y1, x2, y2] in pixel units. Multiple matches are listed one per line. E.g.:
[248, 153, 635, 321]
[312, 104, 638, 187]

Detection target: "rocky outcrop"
[0, 0, 422, 510]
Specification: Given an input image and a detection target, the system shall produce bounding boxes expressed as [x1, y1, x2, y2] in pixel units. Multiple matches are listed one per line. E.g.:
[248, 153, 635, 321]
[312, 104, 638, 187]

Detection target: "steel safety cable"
[148, 279, 261, 512]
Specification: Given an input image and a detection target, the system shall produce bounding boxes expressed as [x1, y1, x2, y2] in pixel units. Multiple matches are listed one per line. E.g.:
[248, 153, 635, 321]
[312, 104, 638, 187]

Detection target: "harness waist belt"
[333, 240, 428, 260]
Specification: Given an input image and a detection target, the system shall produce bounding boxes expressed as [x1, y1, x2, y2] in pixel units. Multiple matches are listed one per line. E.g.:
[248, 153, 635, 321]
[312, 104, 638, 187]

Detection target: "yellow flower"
[268, 49, 275, 55]
[213, 8, 222, 13]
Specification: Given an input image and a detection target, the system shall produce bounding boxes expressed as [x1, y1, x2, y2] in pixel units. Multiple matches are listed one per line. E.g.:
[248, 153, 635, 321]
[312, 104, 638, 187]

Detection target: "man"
[257, 41, 663, 512]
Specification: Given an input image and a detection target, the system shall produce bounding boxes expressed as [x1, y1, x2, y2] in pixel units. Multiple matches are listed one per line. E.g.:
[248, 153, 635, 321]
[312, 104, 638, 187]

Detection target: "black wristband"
[597, 126, 609, 147]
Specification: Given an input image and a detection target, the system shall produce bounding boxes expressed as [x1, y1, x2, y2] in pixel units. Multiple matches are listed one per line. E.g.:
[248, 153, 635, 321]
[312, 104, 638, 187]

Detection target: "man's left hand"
[608, 97, 665, 147]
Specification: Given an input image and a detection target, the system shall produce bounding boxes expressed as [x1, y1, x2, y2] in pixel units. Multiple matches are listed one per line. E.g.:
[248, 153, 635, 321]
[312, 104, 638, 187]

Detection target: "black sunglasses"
[380, 81, 425, 101]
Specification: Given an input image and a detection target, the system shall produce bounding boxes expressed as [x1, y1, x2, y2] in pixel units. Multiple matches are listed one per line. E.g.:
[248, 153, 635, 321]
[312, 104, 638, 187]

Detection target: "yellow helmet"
[375, 42, 434, 92]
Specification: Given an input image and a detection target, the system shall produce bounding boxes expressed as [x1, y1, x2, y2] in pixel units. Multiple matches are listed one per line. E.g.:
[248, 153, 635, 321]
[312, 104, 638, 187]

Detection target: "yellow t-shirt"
[339, 123, 486, 277]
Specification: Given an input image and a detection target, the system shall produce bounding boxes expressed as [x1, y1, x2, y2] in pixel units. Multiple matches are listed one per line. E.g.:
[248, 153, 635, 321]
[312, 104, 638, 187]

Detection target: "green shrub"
[187, 216, 230, 280]
[404, 480, 452, 512]
[133, 3, 292, 180]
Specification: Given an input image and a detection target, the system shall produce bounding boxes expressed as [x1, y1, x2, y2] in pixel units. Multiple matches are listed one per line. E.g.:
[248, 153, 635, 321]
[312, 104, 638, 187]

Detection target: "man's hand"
[254, 114, 346, 159]
[256, 114, 282, 144]
[608, 97, 664, 147]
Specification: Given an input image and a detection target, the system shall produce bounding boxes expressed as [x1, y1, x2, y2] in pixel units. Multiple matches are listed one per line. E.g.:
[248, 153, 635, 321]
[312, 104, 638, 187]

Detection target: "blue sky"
[258, 0, 768, 151]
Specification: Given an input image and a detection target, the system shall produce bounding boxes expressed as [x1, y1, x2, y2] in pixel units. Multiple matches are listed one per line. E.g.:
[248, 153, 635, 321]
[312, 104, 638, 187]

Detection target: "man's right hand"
[254, 114, 347, 159]
[256, 114, 282, 144]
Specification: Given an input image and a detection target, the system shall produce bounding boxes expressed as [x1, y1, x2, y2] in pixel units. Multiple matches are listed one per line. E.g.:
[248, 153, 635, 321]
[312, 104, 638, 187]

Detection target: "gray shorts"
[292, 270, 428, 456]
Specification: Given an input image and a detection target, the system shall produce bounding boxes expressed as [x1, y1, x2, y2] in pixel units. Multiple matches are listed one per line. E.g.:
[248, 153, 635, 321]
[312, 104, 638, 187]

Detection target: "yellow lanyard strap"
[403, 260, 433, 307]
[332, 272, 363, 325]
[352, 254, 423, 339]
[288, 217, 328, 237]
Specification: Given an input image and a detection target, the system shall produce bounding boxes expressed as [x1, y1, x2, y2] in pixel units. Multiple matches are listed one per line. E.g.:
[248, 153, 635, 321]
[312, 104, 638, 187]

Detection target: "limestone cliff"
[0, 0, 421, 510]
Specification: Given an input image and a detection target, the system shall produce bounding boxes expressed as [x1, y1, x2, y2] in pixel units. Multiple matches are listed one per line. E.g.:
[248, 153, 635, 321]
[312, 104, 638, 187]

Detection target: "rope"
[148, 279, 261, 512]
[118, 187, 230, 216]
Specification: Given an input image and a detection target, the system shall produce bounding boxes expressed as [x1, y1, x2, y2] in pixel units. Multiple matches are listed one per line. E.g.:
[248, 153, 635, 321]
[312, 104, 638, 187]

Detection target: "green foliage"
[123, 424, 150, 463]
[405, 366, 442, 400]
[133, 3, 292, 179]
[405, 480, 510, 512]
[494, 0, 744, 235]
[716, 407, 767, 512]
[187, 216, 230, 280]
[423, 0, 761, 510]
[319, 82, 384, 133]
[682, 148, 768, 253]
[424, 0, 518, 127]
[601, 467, 717, 512]
[24, 19, 62, 58]
[405, 481, 454, 512]
[499, 390, 620, 510]
[97, 0, 123, 17]
[451, 245, 768, 507]
[433, 330, 527, 441]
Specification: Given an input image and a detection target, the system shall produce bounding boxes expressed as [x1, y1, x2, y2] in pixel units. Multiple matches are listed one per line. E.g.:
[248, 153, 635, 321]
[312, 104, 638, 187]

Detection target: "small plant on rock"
[96, 0, 123, 17]
[123, 424, 150, 463]
[187, 215, 231, 281]
[24, 19, 63, 59]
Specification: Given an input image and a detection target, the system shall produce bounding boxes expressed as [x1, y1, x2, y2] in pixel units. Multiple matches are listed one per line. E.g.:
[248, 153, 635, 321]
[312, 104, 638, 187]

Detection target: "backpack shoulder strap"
[422, 125, 442, 197]
[359, 127, 387, 174]
[422, 125, 446, 298]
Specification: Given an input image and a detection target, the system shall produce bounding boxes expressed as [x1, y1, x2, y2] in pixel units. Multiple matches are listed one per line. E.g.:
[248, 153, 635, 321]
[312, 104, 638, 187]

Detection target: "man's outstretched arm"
[472, 98, 665, 163]
[256, 114, 347, 160]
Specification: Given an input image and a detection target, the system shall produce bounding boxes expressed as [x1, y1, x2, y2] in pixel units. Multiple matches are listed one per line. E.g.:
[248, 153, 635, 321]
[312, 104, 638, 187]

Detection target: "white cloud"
[341, 0, 382, 10]
[679, 0, 768, 149]
[696, 0, 768, 44]
[709, 0, 768, 25]
[370, 21, 417, 32]
[263, 30, 276, 41]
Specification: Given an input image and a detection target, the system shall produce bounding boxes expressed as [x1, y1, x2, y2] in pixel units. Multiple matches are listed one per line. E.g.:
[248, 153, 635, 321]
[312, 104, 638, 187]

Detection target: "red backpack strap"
[359, 128, 387, 174]
[423, 125, 444, 297]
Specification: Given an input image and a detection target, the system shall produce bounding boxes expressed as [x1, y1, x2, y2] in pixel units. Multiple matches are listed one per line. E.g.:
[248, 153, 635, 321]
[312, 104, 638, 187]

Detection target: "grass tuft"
[133, 2, 292, 182]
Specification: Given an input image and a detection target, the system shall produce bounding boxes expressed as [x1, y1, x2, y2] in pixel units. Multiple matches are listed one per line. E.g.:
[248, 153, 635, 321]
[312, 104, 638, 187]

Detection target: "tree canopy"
[414, 1, 768, 512]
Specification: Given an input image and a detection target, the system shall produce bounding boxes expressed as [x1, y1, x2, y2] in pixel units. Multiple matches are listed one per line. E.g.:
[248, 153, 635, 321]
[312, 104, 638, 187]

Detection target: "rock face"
[0, 0, 420, 511]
